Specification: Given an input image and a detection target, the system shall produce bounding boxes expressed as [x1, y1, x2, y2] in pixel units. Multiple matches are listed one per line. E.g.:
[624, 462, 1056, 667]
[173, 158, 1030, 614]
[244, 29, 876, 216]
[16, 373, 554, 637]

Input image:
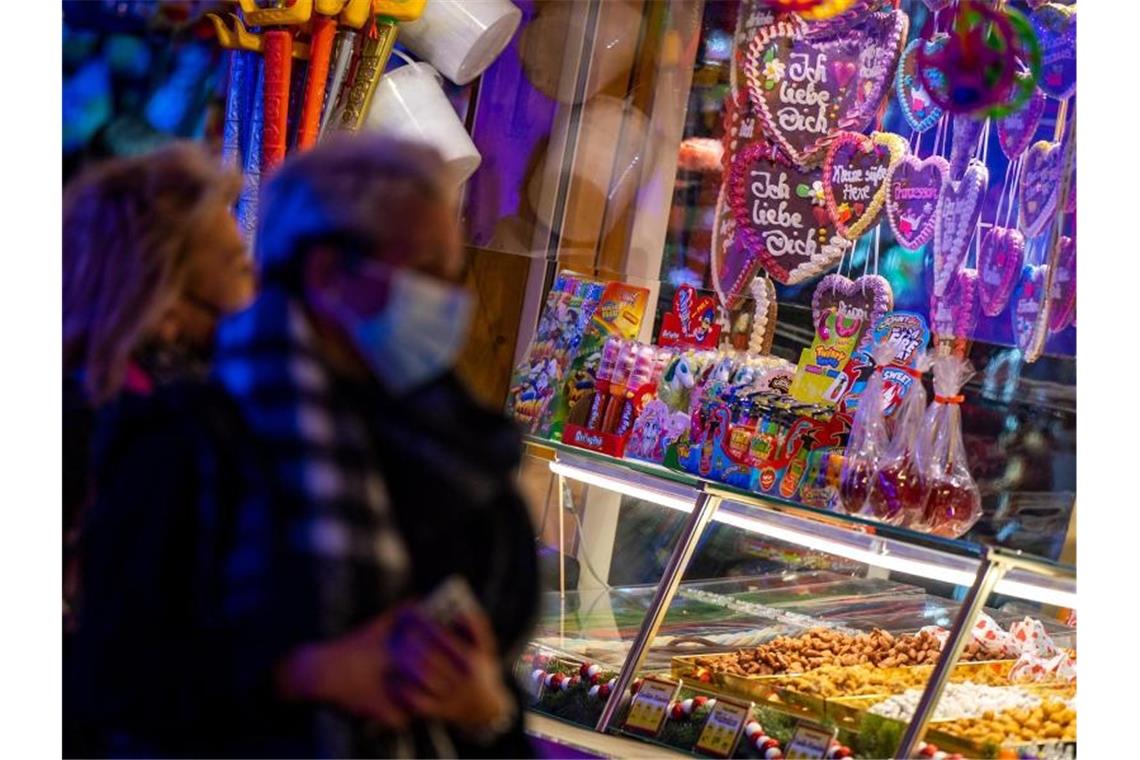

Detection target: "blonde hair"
[63, 141, 242, 404]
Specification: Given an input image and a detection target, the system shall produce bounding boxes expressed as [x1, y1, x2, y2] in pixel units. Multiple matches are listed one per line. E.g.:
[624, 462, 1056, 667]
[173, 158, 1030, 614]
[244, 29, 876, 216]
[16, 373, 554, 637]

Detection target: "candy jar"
[838, 343, 893, 515]
[919, 355, 982, 538]
[868, 354, 932, 528]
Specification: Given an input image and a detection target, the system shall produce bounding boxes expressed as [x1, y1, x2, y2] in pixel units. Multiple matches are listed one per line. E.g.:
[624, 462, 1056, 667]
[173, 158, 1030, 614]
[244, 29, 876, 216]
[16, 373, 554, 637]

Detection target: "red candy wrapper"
[970, 612, 1021, 658]
[1009, 651, 1077, 684]
[838, 343, 895, 515]
[918, 356, 981, 537]
[1009, 616, 1059, 658]
[868, 353, 932, 526]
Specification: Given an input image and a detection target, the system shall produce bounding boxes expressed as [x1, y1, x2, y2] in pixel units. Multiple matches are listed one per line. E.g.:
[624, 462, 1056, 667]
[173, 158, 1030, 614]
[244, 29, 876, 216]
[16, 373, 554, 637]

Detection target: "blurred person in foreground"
[62, 141, 254, 598]
[72, 135, 538, 758]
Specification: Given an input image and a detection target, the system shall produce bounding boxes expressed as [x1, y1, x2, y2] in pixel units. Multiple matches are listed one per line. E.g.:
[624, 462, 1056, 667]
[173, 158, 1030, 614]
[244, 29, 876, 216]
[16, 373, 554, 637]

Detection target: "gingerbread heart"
[978, 226, 1026, 317]
[933, 160, 988, 297]
[930, 268, 979, 341]
[949, 114, 984, 180]
[896, 35, 948, 134]
[1048, 235, 1076, 334]
[1032, 4, 1076, 100]
[1012, 263, 1050, 360]
[997, 84, 1045, 160]
[1020, 140, 1064, 238]
[722, 140, 846, 296]
[823, 131, 907, 240]
[811, 273, 893, 353]
[742, 13, 907, 168]
[886, 154, 948, 251]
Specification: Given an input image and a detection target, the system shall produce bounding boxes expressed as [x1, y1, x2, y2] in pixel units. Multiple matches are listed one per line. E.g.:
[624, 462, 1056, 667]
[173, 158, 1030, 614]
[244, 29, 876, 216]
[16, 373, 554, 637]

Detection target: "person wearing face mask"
[70, 135, 538, 758]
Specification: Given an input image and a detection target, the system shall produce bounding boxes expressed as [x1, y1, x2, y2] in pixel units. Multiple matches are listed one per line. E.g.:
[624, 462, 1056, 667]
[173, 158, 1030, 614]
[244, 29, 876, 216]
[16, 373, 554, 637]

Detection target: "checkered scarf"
[213, 287, 426, 757]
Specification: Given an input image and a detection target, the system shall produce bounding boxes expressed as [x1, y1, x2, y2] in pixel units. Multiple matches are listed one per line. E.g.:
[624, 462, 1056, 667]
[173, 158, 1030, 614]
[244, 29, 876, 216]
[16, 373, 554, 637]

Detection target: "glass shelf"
[525, 435, 1076, 608]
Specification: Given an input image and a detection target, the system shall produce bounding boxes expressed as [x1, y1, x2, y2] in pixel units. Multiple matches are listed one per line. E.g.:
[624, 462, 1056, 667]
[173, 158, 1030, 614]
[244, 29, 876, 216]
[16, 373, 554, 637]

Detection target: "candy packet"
[918, 355, 982, 538]
[837, 342, 894, 515]
[868, 352, 932, 527]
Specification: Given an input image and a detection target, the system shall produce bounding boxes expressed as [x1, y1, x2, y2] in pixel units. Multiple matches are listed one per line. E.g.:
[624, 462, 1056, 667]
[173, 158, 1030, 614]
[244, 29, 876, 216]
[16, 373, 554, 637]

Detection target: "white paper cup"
[364, 62, 482, 189]
[398, 0, 522, 86]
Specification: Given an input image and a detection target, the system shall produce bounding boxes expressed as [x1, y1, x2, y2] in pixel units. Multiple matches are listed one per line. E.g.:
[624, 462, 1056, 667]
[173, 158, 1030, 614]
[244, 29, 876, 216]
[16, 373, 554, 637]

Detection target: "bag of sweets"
[868, 352, 932, 527]
[837, 342, 894, 515]
[917, 355, 981, 537]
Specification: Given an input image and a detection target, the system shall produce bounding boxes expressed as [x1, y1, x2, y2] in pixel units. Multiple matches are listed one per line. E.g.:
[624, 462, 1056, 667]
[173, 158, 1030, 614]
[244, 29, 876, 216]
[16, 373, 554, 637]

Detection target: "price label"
[694, 698, 751, 758]
[784, 721, 837, 759]
[621, 677, 678, 737]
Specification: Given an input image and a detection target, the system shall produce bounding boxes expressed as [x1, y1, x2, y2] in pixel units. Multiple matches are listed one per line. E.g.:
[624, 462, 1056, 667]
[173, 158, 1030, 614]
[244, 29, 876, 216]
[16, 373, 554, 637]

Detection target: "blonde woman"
[63, 141, 253, 643]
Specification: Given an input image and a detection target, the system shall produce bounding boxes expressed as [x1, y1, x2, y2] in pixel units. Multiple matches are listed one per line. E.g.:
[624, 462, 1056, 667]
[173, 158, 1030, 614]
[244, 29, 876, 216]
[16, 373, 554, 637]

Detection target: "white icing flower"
[763, 59, 786, 84]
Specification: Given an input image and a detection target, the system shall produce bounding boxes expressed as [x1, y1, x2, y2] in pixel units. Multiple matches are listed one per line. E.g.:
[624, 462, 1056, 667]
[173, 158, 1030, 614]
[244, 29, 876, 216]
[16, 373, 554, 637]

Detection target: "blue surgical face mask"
[320, 262, 473, 395]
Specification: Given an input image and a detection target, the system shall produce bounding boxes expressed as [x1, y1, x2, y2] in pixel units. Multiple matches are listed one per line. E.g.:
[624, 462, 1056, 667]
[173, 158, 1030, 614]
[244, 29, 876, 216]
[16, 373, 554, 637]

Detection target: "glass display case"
[451, 1, 1076, 757]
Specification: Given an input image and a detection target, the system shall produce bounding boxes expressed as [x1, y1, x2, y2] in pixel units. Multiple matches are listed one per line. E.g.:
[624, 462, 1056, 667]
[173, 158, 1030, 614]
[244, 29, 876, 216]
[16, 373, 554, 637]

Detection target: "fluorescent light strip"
[550, 459, 1076, 609]
[548, 461, 696, 512]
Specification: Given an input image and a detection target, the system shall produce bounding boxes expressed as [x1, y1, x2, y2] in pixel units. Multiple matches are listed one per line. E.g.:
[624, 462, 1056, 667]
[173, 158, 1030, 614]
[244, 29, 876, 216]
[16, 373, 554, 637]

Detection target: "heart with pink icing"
[895, 35, 948, 134]
[721, 140, 846, 297]
[811, 273, 894, 353]
[1020, 140, 1064, 238]
[933, 159, 989, 297]
[978, 226, 1026, 317]
[1048, 235, 1076, 333]
[1012, 264, 1050, 359]
[930, 268, 979, 341]
[1032, 4, 1076, 100]
[997, 84, 1045, 160]
[742, 13, 907, 168]
[886, 154, 948, 251]
[949, 114, 984, 180]
[823, 131, 907, 240]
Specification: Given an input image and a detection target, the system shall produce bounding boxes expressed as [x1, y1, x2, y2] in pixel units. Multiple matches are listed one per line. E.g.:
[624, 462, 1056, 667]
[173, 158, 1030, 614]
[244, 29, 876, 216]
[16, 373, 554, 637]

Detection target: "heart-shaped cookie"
[1032, 4, 1076, 100]
[930, 268, 979, 341]
[896, 35, 948, 134]
[1048, 235, 1076, 333]
[749, 276, 779, 355]
[722, 140, 846, 295]
[1020, 140, 1064, 238]
[1012, 263, 1050, 359]
[886, 154, 948, 251]
[742, 13, 907, 168]
[997, 83, 1045, 160]
[978, 226, 1026, 317]
[811, 273, 894, 353]
[949, 114, 984, 180]
[823, 130, 907, 240]
[933, 160, 989, 297]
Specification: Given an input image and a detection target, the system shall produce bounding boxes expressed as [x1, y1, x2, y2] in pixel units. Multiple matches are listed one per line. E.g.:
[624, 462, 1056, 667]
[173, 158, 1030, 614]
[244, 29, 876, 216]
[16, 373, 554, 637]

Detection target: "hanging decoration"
[1019, 139, 1064, 238]
[811, 272, 894, 357]
[1048, 235, 1076, 334]
[931, 268, 980, 342]
[1011, 263, 1050, 356]
[1031, 3, 1076, 100]
[749, 276, 779, 355]
[895, 35, 948, 134]
[886, 154, 948, 251]
[978, 226, 1027, 318]
[933, 159, 989, 297]
[948, 114, 984, 179]
[722, 140, 846, 296]
[741, 13, 907, 168]
[916, 1, 1040, 118]
[997, 84, 1046, 160]
[823, 130, 907, 240]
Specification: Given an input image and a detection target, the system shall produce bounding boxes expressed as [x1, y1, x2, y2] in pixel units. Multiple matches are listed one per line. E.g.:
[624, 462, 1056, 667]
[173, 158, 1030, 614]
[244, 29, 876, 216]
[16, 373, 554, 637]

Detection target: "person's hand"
[387, 605, 514, 731]
[276, 607, 411, 730]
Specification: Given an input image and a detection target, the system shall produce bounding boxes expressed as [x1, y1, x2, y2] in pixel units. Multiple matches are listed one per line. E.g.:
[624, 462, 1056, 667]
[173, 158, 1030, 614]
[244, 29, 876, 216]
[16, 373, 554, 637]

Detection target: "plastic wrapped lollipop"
[919, 355, 982, 538]
[837, 342, 894, 515]
[869, 353, 933, 528]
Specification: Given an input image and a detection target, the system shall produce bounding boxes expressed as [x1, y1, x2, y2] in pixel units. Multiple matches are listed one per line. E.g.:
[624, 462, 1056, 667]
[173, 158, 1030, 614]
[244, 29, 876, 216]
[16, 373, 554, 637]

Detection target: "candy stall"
[489, 1, 1077, 758]
[202, 1, 1077, 757]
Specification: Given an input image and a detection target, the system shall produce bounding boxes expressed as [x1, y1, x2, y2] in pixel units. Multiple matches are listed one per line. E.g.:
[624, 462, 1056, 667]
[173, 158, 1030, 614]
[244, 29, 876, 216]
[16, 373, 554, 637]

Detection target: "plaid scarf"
[213, 287, 423, 757]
